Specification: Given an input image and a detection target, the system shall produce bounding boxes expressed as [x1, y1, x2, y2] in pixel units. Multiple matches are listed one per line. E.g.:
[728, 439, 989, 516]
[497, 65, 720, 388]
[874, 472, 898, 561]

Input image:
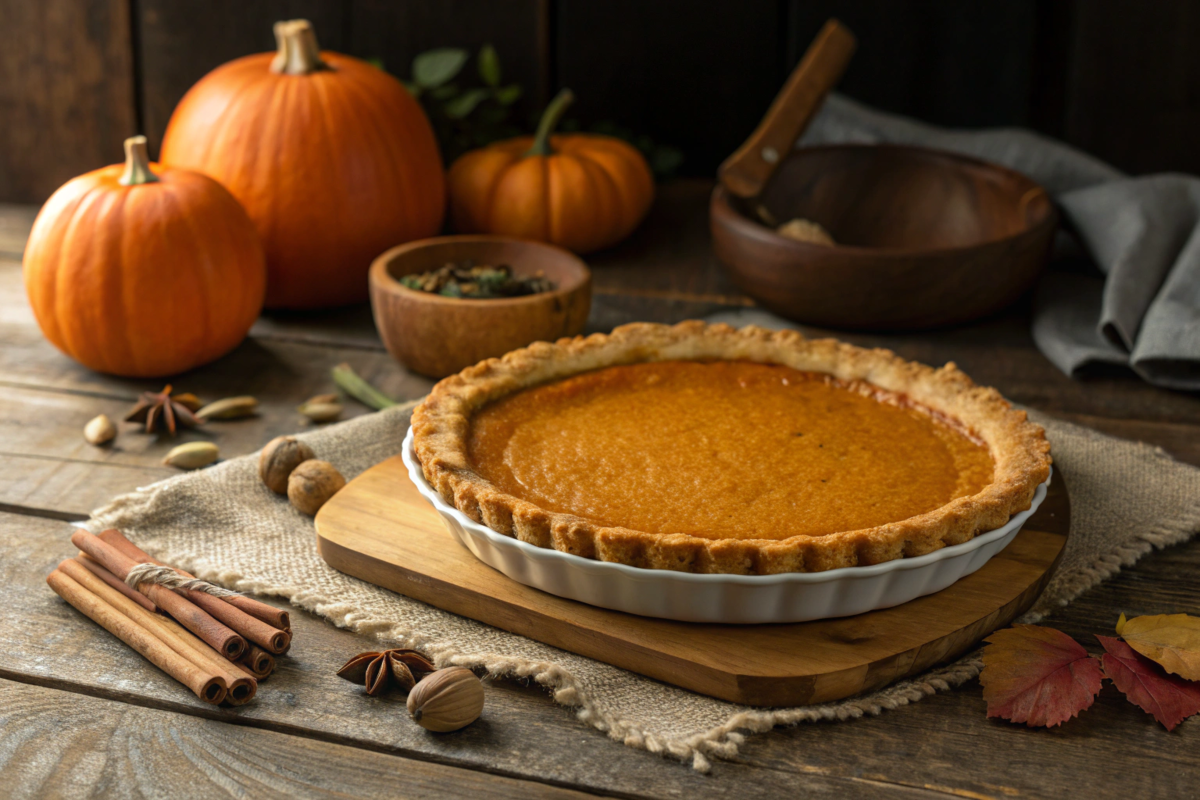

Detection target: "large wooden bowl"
[711, 144, 1058, 330]
[369, 236, 591, 378]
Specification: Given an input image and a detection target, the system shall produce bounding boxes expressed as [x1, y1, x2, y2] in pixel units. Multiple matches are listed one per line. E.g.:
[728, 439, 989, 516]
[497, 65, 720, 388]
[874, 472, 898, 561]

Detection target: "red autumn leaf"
[1098, 635, 1200, 731]
[981, 625, 1104, 727]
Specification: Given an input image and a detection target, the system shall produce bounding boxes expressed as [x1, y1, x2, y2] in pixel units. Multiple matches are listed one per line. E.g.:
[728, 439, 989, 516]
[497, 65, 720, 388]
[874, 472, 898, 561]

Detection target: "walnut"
[287, 459, 346, 515]
[259, 436, 315, 494]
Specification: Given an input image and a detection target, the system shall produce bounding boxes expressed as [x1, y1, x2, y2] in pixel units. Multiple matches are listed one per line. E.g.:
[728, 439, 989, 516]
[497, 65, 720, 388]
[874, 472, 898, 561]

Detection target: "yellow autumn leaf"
[1118, 613, 1200, 681]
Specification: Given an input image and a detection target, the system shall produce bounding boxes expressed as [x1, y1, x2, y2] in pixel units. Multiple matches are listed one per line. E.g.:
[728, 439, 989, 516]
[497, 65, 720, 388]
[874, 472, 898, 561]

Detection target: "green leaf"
[330, 363, 397, 410]
[649, 146, 684, 179]
[444, 88, 491, 119]
[590, 120, 623, 137]
[494, 84, 522, 105]
[401, 80, 421, 97]
[366, 57, 385, 71]
[413, 48, 468, 88]
[478, 44, 501, 87]
[477, 105, 507, 125]
[430, 83, 459, 100]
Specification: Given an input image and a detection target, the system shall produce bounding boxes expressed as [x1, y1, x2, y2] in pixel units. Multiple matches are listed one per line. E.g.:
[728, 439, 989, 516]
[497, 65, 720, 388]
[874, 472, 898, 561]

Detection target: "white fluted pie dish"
[401, 427, 1050, 623]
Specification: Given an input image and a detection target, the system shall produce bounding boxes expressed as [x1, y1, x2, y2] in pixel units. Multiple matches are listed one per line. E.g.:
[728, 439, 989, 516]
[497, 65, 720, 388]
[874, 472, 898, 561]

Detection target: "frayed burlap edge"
[86, 431, 1200, 774]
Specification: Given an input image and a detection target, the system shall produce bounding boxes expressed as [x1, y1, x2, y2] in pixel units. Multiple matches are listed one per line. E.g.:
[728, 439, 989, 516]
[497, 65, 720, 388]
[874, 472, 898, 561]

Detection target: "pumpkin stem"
[270, 19, 330, 75]
[525, 89, 575, 157]
[119, 136, 159, 186]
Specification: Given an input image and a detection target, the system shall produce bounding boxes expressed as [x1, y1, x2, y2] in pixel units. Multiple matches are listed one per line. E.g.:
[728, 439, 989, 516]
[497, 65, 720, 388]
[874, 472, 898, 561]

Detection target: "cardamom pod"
[306, 393, 339, 405]
[172, 392, 204, 412]
[163, 441, 219, 470]
[196, 396, 259, 421]
[298, 398, 343, 423]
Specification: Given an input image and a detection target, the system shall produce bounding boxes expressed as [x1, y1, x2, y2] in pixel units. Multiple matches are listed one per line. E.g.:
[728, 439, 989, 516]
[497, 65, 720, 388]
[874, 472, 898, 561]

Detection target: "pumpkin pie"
[412, 322, 1051, 574]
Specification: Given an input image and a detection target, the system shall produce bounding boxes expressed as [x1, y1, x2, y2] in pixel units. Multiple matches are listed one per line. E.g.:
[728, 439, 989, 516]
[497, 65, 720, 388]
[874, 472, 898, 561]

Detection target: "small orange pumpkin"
[161, 19, 445, 309]
[23, 136, 266, 378]
[448, 90, 655, 254]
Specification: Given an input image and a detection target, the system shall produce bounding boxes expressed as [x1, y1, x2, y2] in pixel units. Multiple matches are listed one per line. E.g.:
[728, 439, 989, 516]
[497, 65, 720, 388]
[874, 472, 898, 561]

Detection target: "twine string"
[124, 563, 241, 598]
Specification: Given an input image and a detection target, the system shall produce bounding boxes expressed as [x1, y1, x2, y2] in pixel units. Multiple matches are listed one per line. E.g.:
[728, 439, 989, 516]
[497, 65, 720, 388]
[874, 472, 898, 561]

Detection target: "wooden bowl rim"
[369, 235, 591, 308]
[714, 142, 1058, 258]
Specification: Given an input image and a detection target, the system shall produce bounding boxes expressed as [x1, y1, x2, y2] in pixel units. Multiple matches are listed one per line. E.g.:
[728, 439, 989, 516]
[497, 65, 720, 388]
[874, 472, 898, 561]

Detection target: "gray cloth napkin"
[801, 94, 1200, 390]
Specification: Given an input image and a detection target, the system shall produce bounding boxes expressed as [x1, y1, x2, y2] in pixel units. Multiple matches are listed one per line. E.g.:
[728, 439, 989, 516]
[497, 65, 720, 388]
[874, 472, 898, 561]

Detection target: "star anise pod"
[124, 384, 204, 436]
[337, 649, 436, 696]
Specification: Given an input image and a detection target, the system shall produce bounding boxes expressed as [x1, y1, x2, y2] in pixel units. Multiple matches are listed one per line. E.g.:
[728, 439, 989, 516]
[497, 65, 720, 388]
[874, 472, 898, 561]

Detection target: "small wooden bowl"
[711, 144, 1058, 330]
[369, 236, 592, 378]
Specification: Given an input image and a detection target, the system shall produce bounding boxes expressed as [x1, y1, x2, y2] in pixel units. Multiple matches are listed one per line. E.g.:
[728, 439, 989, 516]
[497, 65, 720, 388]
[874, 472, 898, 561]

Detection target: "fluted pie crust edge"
[411, 321, 1052, 574]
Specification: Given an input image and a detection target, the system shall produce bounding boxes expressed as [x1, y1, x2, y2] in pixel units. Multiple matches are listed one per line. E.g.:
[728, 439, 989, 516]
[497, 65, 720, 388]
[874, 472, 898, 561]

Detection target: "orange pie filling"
[466, 360, 995, 541]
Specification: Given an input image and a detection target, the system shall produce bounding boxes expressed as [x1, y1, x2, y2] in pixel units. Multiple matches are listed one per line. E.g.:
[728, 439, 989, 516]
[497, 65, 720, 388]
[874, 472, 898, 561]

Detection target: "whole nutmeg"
[406, 667, 484, 732]
[259, 435, 315, 494]
[287, 459, 346, 515]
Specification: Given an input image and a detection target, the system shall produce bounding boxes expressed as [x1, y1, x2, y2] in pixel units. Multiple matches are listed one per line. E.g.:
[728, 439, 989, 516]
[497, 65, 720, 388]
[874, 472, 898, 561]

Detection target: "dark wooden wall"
[3, 0, 1199, 203]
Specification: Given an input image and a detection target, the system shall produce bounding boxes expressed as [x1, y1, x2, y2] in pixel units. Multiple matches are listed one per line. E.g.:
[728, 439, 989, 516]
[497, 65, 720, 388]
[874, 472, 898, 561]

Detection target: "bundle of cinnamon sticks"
[46, 529, 291, 705]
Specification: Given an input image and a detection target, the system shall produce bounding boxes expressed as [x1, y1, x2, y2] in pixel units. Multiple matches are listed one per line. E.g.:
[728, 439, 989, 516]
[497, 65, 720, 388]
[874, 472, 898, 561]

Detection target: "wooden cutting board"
[315, 456, 1069, 707]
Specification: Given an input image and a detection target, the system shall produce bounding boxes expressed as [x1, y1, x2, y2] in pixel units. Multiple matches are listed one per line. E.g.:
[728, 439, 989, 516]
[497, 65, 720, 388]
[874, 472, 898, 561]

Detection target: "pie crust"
[412, 321, 1052, 574]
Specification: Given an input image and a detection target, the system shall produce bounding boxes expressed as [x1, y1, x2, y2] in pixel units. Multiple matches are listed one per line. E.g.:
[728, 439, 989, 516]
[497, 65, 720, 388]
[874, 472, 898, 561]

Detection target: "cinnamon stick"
[47, 568, 226, 704]
[98, 529, 291, 631]
[177, 587, 290, 654]
[58, 559, 258, 706]
[70, 531, 246, 660]
[96, 529, 290, 653]
[238, 644, 276, 680]
[76, 555, 157, 613]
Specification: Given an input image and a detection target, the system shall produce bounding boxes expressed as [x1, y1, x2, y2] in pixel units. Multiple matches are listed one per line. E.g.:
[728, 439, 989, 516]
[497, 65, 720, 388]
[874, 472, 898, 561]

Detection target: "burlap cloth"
[87, 404, 1200, 772]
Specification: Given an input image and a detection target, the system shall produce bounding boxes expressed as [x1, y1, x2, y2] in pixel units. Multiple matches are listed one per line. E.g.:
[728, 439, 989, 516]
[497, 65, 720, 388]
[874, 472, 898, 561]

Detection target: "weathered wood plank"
[787, 1, 1040, 129]
[1063, 0, 1200, 175]
[250, 305, 388, 351]
[0, 512, 938, 798]
[587, 181, 743, 299]
[0, 679, 597, 800]
[736, 534, 1200, 799]
[4, 511, 1200, 797]
[0, 374, 431, 517]
[0, 253, 435, 516]
[0, 0, 137, 203]
[4, 107, 1200, 800]
[1050, 413, 1200, 467]
[556, 0, 784, 175]
[0, 203, 38, 257]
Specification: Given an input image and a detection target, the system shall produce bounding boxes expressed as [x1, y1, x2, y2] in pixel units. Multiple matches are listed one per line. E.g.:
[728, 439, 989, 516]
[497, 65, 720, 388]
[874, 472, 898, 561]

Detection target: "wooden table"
[1, 182, 1197, 799]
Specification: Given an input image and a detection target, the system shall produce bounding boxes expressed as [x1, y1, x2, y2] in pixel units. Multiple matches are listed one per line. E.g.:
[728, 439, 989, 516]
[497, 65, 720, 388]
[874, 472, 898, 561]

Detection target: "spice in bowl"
[400, 260, 555, 299]
[776, 218, 836, 246]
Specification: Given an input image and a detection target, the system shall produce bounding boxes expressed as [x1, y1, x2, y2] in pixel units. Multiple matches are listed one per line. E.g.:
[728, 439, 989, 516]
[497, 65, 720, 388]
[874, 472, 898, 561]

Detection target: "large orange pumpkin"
[23, 136, 266, 378]
[448, 90, 655, 254]
[160, 19, 445, 309]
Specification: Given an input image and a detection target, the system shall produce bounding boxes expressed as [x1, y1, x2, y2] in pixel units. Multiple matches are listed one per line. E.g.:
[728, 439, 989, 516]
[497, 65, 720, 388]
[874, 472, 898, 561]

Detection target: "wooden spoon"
[718, 19, 857, 224]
